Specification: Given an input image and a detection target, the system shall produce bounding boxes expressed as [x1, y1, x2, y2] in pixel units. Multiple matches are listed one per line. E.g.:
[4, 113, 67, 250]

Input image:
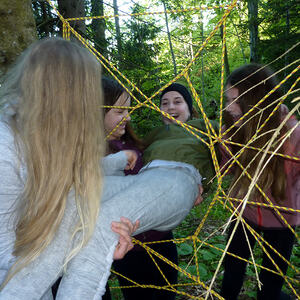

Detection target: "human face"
[160, 91, 190, 124]
[225, 85, 242, 122]
[104, 92, 131, 140]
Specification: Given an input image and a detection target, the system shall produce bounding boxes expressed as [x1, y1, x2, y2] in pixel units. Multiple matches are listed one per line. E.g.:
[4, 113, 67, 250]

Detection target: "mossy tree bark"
[91, 0, 107, 57]
[0, 0, 37, 81]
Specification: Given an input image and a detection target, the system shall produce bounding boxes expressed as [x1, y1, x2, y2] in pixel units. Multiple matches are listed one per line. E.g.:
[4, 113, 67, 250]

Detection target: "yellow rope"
[65, 5, 231, 22]
[45, 0, 299, 297]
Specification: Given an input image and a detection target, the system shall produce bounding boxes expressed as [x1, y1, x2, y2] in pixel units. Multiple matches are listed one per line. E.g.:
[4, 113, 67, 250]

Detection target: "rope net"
[46, 0, 299, 298]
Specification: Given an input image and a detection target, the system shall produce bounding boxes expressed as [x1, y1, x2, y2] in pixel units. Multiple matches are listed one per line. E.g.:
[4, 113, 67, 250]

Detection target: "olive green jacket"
[143, 119, 219, 190]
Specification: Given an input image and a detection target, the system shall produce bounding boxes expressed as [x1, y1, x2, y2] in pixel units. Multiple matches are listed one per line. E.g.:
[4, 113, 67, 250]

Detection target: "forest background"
[0, 0, 299, 135]
[0, 0, 299, 299]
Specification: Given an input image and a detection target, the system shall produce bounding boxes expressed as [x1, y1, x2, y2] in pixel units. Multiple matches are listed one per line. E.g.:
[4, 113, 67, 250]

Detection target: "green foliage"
[178, 242, 194, 256]
[29, 1, 300, 298]
[258, 0, 300, 105]
[120, 4, 163, 96]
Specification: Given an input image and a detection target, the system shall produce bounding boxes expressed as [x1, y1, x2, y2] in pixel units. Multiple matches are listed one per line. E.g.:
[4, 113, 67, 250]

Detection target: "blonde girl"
[0, 37, 136, 298]
[0, 40, 201, 299]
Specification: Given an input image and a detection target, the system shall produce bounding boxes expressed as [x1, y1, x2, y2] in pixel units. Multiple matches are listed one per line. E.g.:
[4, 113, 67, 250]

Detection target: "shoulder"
[280, 109, 300, 157]
[287, 121, 300, 156]
[187, 118, 219, 132]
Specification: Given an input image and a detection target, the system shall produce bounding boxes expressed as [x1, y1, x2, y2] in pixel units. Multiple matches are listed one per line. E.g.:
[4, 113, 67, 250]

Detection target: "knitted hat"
[160, 83, 193, 115]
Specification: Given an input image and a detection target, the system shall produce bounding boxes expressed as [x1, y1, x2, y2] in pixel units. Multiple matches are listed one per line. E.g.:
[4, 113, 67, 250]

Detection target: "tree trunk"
[57, 0, 86, 37]
[163, 1, 177, 77]
[284, 5, 290, 80]
[41, 1, 50, 37]
[248, 0, 259, 62]
[113, 0, 122, 63]
[231, 18, 246, 63]
[220, 24, 230, 78]
[0, 0, 37, 81]
[91, 0, 107, 56]
[200, 10, 205, 101]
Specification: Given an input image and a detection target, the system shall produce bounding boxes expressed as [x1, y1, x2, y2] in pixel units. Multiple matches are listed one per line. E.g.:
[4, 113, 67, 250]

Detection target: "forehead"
[225, 86, 239, 99]
[161, 91, 184, 100]
[114, 92, 131, 106]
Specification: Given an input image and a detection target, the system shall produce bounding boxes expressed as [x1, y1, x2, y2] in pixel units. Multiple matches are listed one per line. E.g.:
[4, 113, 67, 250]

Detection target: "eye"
[161, 102, 168, 106]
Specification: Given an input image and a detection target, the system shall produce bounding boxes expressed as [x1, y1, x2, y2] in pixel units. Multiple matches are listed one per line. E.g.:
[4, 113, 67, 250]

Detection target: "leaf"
[184, 263, 208, 280]
[246, 290, 256, 298]
[198, 263, 208, 279]
[177, 243, 193, 256]
[199, 249, 216, 261]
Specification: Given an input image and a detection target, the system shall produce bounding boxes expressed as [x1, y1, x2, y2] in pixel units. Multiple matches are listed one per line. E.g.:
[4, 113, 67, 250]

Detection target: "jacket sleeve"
[101, 151, 128, 176]
[0, 122, 23, 284]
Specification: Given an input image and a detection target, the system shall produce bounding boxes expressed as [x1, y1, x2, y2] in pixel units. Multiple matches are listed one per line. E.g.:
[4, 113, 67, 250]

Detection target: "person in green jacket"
[142, 83, 218, 192]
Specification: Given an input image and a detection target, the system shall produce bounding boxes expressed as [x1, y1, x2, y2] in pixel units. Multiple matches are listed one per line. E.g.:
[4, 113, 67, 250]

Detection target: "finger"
[200, 186, 203, 194]
[111, 222, 132, 236]
[131, 156, 137, 170]
[111, 221, 131, 233]
[113, 237, 133, 260]
[194, 195, 203, 206]
[113, 242, 127, 260]
[120, 217, 139, 234]
[127, 153, 137, 170]
[129, 157, 136, 170]
[198, 184, 203, 195]
[194, 195, 201, 206]
[111, 223, 132, 244]
[132, 220, 140, 232]
[119, 217, 134, 233]
[133, 154, 138, 166]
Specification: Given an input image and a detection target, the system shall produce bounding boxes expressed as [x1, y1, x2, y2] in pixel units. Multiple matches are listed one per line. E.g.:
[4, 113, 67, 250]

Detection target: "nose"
[167, 102, 175, 110]
[225, 102, 232, 112]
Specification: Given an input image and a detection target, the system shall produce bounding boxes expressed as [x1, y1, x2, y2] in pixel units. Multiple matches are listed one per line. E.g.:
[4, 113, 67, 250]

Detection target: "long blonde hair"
[1, 37, 104, 284]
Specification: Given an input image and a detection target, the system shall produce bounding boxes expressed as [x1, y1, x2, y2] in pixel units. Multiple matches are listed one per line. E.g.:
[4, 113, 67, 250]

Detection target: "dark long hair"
[224, 63, 286, 203]
[102, 77, 144, 152]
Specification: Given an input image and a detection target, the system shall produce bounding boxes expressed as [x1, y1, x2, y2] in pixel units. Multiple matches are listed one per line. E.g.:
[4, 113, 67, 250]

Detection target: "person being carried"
[101, 77, 179, 300]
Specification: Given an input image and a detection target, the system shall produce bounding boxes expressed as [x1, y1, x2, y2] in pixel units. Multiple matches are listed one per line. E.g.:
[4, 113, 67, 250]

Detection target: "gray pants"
[0, 168, 198, 299]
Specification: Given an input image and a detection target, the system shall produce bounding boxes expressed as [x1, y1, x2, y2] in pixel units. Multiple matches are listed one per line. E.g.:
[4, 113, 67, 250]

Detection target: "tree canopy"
[1, 0, 299, 131]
